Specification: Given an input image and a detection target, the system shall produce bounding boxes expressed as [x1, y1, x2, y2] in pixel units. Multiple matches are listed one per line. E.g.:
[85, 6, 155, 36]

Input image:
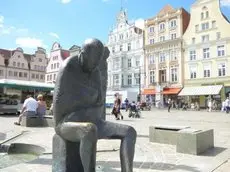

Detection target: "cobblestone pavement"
[0, 108, 230, 172]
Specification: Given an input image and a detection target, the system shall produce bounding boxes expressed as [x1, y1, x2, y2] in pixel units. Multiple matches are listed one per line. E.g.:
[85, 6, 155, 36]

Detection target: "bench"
[149, 125, 190, 145]
[177, 128, 214, 155]
[21, 115, 54, 127]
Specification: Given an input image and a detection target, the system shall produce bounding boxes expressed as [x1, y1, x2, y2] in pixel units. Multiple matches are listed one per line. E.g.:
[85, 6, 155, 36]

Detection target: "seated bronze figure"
[52, 38, 136, 172]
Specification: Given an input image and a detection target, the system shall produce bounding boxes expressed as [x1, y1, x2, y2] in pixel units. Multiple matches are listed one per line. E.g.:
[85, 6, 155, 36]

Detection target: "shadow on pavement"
[28, 158, 200, 172]
[199, 147, 227, 157]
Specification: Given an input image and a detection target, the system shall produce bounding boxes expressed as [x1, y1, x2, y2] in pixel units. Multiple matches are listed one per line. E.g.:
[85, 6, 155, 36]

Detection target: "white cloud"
[61, 0, 71, 4]
[49, 32, 59, 39]
[16, 37, 47, 49]
[221, 0, 230, 7]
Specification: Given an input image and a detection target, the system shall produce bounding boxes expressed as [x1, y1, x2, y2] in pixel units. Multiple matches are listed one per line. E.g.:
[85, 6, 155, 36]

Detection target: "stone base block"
[52, 134, 84, 172]
[21, 116, 54, 127]
[149, 125, 190, 145]
[176, 128, 214, 155]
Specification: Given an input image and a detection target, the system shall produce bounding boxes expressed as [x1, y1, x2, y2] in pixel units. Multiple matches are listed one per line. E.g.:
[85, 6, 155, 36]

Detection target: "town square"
[0, 0, 230, 171]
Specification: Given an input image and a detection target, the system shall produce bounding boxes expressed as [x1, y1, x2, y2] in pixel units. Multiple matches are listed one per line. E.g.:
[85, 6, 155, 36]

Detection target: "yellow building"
[143, 5, 190, 103]
[180, 0, 230, 108]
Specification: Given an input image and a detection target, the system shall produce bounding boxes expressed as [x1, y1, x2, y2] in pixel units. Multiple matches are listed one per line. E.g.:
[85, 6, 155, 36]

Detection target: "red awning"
[163, 88, 182, 95]
[142, 89, 156, 95]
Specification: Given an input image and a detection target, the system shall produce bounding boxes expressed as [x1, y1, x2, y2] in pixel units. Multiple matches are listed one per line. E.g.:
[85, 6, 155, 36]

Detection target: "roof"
[0, 49, 12, 59]
[157, 4, 175, 16]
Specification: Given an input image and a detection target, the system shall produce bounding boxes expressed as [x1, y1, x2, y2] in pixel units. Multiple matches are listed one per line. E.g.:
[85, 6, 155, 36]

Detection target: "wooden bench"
[21, 115, 54, 127]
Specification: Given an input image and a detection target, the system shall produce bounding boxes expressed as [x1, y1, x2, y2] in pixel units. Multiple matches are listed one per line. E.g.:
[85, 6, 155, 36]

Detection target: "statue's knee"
[127, 126, 137, 139]
[85, 123, 98, 140]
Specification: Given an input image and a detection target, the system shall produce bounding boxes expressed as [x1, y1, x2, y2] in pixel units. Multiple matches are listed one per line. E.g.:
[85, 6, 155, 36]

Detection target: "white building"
[180, 0, 230, 107]
[45, 42, 70, 84]
[143, 5, 190, 103]
[106, 9, 145, 100]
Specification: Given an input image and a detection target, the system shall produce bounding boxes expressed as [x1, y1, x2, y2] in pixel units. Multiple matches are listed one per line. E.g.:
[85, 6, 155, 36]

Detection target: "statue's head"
[80, 38, 104, 73]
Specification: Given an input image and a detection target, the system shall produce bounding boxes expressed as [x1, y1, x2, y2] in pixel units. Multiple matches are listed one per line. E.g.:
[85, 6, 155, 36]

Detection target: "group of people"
[14, 94, 47, 125]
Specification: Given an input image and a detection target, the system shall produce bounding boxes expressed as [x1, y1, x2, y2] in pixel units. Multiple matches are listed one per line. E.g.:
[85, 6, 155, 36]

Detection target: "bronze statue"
[53, 38, 136, 172]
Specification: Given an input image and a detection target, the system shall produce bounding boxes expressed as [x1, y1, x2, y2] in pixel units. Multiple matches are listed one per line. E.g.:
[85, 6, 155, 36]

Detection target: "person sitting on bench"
[14, 95, 38, 125]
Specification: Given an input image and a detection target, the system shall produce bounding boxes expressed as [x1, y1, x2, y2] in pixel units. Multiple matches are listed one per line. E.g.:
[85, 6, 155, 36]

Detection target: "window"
[128, 59, 132, 68]
[192, 37, 196, 44]
[50, 74, 52, 81]
[201, 12, 204, 19]
[21, 63, 24, 68]
[171, 33, 176, 40]
[119, 34, 123, 40]
[160, 36, 165, 42]
[53, 74, 56, 81]
[217, 45, 225, 56]
[190, 67, 197, 79]
[47, 75, 49, 81]
[171, 68, 178, 82]
[51, 64, 53, 69]
[160, 70, 166, 82]
[149, 71, 155, 84]
[36, 74, 39, 79]
[202, 35, 209, 43]
[201, 22, 209, 30]
[54, 63, 56, 69]
[203, 48, 210, 59]
[14, 71, 18, 77]
[18, 72, 22, 77]
[206, 11, 209, 18]
[212, 21, 216, 28]
[149, 55, 154, 64]
[170, 20, 177, 28]
[135, 57, 140, 67]
[149, 27, 154, 33]
[134, 73, 140, 85]
[57, 63, 59, 69]
[0, 70, 3, 76]
[203, 66, 211, 78]
[39, 58, 42, 62]
[195, 25, 199, 32]
[170, 50, 177, 61]
[127, 74, 132, 85]
[128, 43, 131, 51]
[40, 75, 44, 80]
[190, 50, 196, 61]
[113, 57, 120, 70]
[112, 47, 115, 53]
[32, 73, 35, 79]
[24, 72, 27, 78]
[17, 62, 20, 67]
[159, 53, 165, 62]
[150, 39, 154, 44]
[218, 63, 226, 76]
[159, 23, 165, 31]
[13, 62, 16, 67]
[119, 45, 123, 51]
[216, 32, 221, 40]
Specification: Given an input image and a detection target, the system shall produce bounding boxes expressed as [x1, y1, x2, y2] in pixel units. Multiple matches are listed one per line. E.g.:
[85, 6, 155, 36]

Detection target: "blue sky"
[0, 0, 230, 54]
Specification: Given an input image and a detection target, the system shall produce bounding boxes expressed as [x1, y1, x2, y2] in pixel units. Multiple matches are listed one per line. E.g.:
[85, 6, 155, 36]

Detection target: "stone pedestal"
[149, 125, 190, 145]
[52, 134, 84, 172]
[21, 116, 54, 127]
[177, 128, 214, 155]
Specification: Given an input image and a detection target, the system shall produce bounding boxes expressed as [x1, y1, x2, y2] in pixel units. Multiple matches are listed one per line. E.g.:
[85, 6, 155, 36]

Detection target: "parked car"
[0, 98, 21, 115]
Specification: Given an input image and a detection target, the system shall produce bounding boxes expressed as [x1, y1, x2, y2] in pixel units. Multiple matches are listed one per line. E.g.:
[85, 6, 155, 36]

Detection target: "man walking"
[168, 98, 172, 112]
[14, 95, 38, 125]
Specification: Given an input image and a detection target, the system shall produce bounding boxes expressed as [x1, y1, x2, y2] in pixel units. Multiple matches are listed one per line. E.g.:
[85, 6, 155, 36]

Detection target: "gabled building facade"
[143, 5, 190, 103]
[106, 9, 145, 99]
[180, 0, 230, 107]
[45, 42, 70, 84]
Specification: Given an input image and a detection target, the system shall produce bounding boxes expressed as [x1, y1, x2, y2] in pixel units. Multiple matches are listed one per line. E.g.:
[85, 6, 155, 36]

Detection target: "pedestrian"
[125, 98, 129, 112]
[225, 97, 230, 113]
[168, 98, 172, 112]
[208, 99, 212, 112]
[14, 95, 38, 125]
[37, 94, 47, 118]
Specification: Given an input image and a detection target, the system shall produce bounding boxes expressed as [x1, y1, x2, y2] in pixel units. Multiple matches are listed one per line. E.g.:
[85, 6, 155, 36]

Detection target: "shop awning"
[178, 85, 223, 96]
[163, 88, 182, 95]
[142, 89, 156, 95]
[0, 79, 55, 91]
